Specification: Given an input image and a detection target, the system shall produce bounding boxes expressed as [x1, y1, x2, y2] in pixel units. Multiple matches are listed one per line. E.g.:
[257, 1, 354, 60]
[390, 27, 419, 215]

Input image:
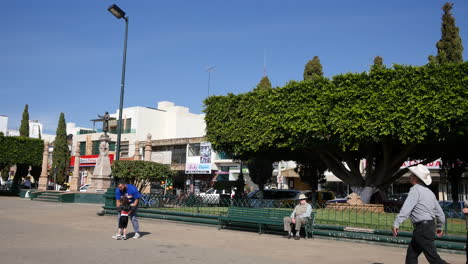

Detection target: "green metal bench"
[218, 206, 316, 238]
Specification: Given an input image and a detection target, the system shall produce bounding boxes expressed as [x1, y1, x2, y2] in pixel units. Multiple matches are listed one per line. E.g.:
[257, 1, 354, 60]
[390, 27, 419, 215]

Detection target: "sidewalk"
[0, 197, 464, 264]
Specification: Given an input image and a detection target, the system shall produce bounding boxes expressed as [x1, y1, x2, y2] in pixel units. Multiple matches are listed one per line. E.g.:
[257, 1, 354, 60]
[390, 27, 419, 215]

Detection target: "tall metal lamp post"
[107, 4, 128, 161]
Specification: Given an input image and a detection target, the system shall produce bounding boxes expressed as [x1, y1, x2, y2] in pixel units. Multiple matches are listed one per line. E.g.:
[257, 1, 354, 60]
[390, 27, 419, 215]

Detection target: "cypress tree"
[303, 56, 323, 81]
[429, 3, 465, 202]
[373, 56, 384, 67]
[370, 56, 385, 71]
[19, 104, 29, 137]
[429, 2, 464, 64]
[52, 113, 70, 184]
[255, 76, 272, 91]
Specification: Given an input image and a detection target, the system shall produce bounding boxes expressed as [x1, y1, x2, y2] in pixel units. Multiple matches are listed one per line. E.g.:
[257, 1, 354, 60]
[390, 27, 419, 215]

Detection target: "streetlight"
[107, 4, 128, 161]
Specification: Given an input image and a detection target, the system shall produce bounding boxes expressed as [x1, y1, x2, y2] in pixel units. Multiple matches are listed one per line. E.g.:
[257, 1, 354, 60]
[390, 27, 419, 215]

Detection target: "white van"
[199, 188, 234, 204]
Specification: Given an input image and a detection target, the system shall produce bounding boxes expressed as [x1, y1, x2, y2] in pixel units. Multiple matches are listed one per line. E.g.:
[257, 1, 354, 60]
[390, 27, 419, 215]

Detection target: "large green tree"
[19, 104, 29, 137]
[0, 134, 43, 192]
[111, 160, 173, 192]
[429, 2, 463, 64]
[52, 113, 70, 184]
[204, 63, 468, 203]
[303, 56, 323, 81]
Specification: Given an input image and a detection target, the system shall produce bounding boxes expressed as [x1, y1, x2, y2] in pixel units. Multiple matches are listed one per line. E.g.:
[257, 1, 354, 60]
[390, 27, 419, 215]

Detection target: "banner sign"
[185, 163, 211, 174]
[70, 154, 115, 167]
[185, 142, 212, 174]
[200, 142, 212, 163]
[401, 159, 442, 169]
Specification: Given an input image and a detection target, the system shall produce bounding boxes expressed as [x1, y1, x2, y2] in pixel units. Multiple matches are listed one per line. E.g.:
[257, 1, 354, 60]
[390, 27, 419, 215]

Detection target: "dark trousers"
[466, 231, 467, 264]
[406, 221, 446, 264]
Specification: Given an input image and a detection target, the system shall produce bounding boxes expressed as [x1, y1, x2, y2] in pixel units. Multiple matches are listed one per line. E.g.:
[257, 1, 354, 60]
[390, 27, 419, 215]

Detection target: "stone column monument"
[133, 141, 141, 161]
[88, 134, 112, 193]
[38, 141, 49, 191]
[144, 134, 152, 161]
[69, 145, 81, 191]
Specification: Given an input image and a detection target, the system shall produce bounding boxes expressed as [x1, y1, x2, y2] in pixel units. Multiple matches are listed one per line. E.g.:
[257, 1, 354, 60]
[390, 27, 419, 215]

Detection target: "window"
[151, 145, 187, 163]
[217, 152, 233, 159]
[124, 118, 132, 131]
[110, 141, 117, 152]
[118, 141, 127, 157]
[188, 143, 200, 157]
[92, 141, 100, 155]
[172, 145, 186, 164]
[79, 142, 86, 156]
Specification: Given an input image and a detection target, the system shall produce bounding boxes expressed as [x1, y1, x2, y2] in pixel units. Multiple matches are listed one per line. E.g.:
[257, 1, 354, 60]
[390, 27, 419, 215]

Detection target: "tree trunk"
[448, 164, 464, 202]
[350, 186, 378, 204]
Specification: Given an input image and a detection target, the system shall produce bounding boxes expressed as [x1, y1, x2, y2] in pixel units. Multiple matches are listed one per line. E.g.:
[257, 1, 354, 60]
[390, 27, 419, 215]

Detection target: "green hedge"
[0, 135, 43, 167]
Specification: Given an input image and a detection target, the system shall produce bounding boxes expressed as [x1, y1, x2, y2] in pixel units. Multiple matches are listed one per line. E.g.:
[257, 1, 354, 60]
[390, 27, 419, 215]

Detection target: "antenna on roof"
[206, 65, 216, 96]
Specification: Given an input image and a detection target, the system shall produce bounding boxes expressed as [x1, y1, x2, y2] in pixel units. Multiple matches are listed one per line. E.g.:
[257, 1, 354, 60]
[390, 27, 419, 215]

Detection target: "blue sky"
[2, 0, 467, 134]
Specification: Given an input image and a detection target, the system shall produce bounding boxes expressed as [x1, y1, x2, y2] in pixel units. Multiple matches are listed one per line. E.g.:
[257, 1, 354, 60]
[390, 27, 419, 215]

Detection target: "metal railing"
[138, 194, 467, 236]
[0, 185, 12, 191]
[76, 128, 136, 135]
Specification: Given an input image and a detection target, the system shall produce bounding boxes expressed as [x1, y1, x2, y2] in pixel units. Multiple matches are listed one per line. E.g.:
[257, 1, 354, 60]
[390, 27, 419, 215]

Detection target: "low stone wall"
[326, 203, 384, 213]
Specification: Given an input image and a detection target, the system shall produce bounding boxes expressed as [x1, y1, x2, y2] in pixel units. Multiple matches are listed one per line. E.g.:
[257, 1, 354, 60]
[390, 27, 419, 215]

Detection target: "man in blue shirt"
[113, 182, 141, 239]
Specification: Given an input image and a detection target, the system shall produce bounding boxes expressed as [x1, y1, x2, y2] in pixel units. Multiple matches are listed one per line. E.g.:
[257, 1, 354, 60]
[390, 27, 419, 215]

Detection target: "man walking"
[113, 182, 142, 239]
[462, 201, 468, 264]
[283, 194, 312, 240]
[392, 164, 447, 264]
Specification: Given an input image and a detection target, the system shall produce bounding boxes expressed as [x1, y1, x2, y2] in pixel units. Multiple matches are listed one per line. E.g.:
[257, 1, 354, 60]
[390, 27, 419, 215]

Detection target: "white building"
[29, 120, 42, 138]
[72, 101, 206, 158]
[0, 115, 7, 135]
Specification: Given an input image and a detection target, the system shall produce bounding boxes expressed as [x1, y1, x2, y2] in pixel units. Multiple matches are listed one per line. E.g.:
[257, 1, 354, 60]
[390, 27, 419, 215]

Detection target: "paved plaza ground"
[0, 197, 464, 264]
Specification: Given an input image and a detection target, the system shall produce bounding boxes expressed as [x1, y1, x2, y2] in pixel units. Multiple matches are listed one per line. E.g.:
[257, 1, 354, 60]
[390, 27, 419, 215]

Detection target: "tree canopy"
[204, 62, 468, 202]
[0, 135, 43, 168]
[111, 160, 173, 192]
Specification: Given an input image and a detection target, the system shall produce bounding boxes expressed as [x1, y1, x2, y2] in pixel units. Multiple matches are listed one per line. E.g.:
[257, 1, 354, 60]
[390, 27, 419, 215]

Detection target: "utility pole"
[206, 65, 216, 96]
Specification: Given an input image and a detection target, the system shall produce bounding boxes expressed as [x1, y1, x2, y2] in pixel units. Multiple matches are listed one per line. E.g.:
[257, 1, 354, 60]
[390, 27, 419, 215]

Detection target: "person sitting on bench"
[283, 194, 312, 240]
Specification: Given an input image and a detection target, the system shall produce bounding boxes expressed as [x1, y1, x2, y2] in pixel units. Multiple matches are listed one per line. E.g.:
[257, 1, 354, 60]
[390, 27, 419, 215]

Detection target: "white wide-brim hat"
[298, 194, 307, 200]
[408, 164, 432, 185]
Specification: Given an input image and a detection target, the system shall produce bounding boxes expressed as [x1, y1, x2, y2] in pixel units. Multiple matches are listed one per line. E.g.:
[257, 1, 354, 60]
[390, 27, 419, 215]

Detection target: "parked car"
[312, 191, 336, 207]
[199, 188, 234, 204]
[247, 189, 335, 208]
[79, 184, 90, 192]
[326, 198, 348, 204]
[439, 201, 465, 219]
[383, 193, 408, 213]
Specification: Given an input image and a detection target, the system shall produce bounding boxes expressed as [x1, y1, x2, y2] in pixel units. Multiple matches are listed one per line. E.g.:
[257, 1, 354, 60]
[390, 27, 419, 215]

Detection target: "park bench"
[218, 206, 316, 238]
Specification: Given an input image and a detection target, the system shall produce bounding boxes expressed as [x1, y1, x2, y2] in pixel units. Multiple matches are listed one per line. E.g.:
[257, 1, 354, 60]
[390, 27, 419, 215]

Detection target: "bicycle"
[140, 194, 159, 208]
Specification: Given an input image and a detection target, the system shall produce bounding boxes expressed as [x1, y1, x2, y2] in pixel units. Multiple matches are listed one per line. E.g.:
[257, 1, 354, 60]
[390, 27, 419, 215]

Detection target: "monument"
[38, 141, 49, 191]
[88, 112, 112, 193]
[69, 145, 81, 191]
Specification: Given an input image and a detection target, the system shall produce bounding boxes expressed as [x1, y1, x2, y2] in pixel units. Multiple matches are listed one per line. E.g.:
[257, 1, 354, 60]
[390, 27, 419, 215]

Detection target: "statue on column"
[97, 112, 110, 135]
